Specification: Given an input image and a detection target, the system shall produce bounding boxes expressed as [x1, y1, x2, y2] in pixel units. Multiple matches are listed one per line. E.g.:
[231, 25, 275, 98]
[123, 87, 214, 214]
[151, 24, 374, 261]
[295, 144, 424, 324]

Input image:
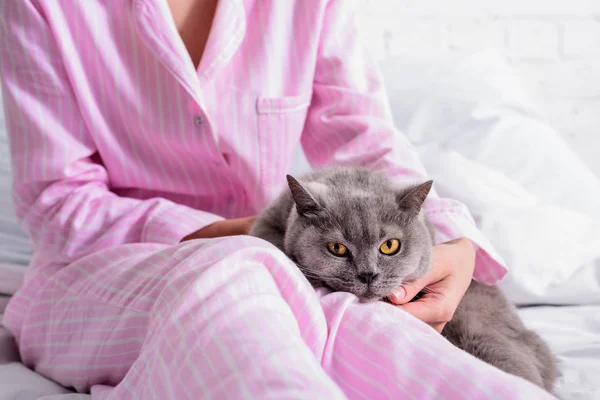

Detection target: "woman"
[0, 0, 553, 398]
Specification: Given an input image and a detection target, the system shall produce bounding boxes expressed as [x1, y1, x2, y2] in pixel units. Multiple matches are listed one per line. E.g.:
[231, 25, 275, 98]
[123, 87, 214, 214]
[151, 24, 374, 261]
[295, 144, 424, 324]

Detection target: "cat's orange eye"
[327, 242, 348, 257]
[380, 239, 400, 255]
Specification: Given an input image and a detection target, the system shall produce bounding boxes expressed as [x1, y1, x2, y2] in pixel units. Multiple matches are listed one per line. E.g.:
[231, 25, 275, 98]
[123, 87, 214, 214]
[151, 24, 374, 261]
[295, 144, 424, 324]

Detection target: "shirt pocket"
[256, 92, 312, 195]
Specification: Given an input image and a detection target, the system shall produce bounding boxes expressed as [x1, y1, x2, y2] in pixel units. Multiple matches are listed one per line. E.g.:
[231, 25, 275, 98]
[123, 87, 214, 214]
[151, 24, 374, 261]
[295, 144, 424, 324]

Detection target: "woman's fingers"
[399, 290, 455, 328]
[389, 238, 475, 332]
[388, 276, 429, 305]
[388, 261, 447, 305]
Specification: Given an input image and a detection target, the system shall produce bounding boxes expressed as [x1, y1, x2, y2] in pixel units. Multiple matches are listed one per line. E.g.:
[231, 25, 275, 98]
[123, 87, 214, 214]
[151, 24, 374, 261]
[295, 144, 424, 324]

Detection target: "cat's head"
[283, 171, 433, 302]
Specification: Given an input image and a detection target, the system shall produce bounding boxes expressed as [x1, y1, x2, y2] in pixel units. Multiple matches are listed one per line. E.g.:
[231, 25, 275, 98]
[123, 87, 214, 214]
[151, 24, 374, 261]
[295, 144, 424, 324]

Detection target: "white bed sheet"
[519, 305, 600, 400]
[0, 306, 598, 399]
[0, 326, 88, 400]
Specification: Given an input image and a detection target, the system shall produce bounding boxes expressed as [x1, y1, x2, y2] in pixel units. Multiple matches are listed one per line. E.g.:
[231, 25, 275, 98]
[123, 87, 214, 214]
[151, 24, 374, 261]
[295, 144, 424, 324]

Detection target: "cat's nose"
[357, 272, 379, 285]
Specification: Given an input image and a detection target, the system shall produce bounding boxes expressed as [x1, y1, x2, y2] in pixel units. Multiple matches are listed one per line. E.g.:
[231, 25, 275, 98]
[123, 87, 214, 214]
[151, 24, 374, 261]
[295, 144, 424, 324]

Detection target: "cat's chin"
[356, 288, 389, 303]
[315, 281, 388, 303]
[358, 296, 382, 304]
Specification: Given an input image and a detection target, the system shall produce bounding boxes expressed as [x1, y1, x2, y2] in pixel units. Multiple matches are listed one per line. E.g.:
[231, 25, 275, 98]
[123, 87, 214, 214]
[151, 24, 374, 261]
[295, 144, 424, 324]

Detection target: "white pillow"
[379, 49, 600, 219]
[0, 90, 33, 266]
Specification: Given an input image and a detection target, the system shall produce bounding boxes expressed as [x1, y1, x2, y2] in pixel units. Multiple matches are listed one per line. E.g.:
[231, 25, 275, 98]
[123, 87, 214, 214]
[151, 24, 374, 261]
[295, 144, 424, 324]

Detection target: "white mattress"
[0, 305, 598, 399]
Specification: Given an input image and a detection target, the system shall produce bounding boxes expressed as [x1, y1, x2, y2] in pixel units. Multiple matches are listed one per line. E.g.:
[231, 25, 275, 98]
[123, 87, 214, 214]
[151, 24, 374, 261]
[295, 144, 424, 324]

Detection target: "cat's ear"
[397, 180, 433, 215]
[286, 175, 323, 217]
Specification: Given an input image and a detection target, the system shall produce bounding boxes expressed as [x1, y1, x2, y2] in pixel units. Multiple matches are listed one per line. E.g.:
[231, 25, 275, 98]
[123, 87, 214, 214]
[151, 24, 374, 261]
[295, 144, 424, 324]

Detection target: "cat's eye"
[327, 242, 348, 257]
[380, 239, 400, 255]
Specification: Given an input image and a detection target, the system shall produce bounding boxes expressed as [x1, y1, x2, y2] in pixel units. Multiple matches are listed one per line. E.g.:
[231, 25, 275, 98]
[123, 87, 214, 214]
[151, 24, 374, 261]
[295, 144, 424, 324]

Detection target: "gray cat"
[249, 166, 558, 393]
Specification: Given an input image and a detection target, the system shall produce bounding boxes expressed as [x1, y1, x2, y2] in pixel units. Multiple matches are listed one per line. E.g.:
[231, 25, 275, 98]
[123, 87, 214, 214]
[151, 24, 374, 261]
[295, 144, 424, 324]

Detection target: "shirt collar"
[131, 0, 246, 97]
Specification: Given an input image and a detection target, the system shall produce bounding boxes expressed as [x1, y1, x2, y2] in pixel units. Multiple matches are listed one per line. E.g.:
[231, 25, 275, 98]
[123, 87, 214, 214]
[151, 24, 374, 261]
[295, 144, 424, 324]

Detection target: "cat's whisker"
[402, 278, 417, 286]
[418, 287, 467, 313]
[293, 265, 330, 277]
[293, 264, 350, 284]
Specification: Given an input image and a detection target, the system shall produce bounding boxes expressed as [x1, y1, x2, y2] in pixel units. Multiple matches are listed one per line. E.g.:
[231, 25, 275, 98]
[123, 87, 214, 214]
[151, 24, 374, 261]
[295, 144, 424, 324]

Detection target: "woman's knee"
[173, 234, 284, 263]
[163, 236, 307, 300]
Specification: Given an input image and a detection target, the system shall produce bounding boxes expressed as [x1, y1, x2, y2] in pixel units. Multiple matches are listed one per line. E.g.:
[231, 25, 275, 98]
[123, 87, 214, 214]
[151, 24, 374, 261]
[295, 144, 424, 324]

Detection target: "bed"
[1, 50, 599, 399]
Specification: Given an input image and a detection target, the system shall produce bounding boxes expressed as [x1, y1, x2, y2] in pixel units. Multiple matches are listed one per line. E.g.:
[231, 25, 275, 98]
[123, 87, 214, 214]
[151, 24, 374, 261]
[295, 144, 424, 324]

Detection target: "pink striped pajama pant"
[4, 236, 554, 399]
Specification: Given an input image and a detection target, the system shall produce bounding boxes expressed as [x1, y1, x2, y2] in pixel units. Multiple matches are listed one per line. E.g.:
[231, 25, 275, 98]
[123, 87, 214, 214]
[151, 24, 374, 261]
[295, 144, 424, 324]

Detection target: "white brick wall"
[358, 0, 600, 176]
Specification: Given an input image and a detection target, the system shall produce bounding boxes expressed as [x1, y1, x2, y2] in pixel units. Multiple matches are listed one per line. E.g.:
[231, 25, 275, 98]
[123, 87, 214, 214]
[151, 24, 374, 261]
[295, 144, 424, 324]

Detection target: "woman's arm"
[301, 0, 506, 328]
[0, 2, 223, 264]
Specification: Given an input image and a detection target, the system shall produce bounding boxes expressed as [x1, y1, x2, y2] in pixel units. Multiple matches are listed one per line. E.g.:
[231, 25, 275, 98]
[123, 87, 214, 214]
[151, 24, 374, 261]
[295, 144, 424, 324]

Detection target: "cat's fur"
[249, 166, 558, 393]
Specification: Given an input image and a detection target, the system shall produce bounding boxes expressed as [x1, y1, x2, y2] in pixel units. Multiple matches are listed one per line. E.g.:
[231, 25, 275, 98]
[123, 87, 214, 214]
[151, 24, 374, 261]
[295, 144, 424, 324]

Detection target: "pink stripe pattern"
[0, 0, 549, 398]
[6, 238, 552, 399]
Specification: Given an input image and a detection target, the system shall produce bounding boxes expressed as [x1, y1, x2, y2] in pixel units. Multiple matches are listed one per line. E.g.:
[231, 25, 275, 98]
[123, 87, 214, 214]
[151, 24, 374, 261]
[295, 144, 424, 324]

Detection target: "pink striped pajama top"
[0, 0, 554, 399]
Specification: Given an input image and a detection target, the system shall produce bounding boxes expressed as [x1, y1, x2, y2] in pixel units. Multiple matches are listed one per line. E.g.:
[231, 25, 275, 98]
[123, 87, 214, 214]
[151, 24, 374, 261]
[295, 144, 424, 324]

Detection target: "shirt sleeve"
[0, 2, 223, 264]
[300, 0, 507, 284]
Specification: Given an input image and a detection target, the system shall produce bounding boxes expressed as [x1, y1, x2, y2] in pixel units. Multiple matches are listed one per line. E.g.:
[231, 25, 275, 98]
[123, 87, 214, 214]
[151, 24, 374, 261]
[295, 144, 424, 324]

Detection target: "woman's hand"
[388, 237, 476, 333]
[180, 216, 257, 242]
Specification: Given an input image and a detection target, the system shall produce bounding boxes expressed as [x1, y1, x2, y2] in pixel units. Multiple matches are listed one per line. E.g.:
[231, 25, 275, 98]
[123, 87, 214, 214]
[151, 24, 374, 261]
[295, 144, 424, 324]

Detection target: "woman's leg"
[5, 234, 556, 399]
[317, 290, 557, 400]
[4, 236, 346, 399]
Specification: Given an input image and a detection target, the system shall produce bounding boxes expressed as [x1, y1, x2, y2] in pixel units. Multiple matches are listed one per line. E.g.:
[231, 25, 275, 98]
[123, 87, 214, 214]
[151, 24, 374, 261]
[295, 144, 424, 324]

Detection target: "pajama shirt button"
[194, 116, 203, 125]
[222, 153, 231, 165]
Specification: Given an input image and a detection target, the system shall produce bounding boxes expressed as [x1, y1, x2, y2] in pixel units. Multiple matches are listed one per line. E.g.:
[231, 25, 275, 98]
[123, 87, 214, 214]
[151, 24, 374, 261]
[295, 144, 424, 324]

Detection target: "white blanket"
[418, 147, 600, 305]
[377, 49, 600, 306]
